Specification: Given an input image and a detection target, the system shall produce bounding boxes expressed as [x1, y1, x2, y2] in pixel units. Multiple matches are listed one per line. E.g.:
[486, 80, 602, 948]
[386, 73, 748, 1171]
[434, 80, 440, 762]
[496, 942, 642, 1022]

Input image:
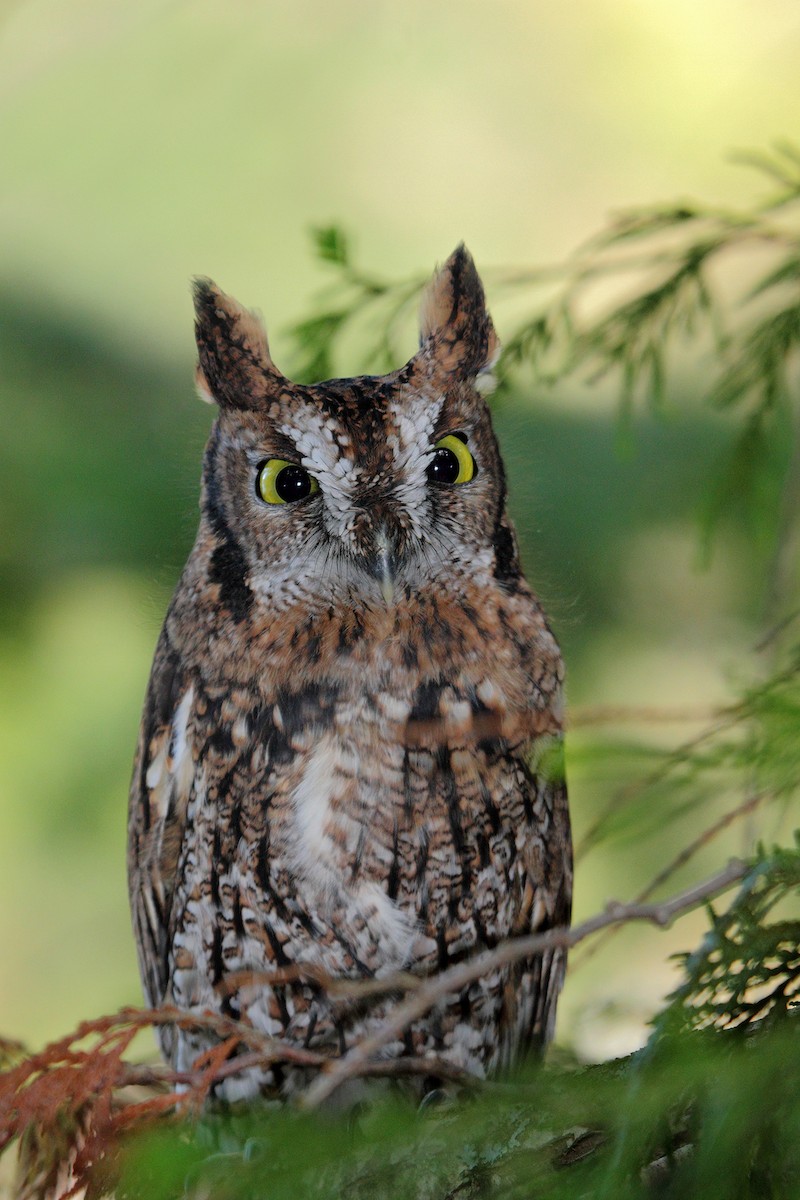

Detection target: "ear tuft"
[192, 278, 281, 409]
[419, 245, 500, 380]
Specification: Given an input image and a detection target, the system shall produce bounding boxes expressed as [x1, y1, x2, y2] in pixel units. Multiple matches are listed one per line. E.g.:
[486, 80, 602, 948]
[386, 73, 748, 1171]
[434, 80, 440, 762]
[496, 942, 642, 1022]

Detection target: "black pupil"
[427, 447, 460, 485]
[275, 465, 313, 502]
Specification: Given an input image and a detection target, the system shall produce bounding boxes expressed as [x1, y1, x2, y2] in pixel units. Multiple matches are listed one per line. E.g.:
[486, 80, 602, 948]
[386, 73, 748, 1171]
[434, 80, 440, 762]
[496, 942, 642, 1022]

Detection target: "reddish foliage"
[0, 1003, 347, 1197]
[0, 1006, 246, 1199]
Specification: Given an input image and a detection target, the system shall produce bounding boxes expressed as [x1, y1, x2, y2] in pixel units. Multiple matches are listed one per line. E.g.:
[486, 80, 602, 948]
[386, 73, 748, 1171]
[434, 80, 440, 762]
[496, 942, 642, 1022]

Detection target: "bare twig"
[568, 704, 720, 728]
[574, 709, 741, 860]
[572, 790, 770, 970]
[297, 859, 748, 1110]
[117, 1048, 474, 1101]
[217, 964, 421, 1001]
[0, 857, 752, 1138]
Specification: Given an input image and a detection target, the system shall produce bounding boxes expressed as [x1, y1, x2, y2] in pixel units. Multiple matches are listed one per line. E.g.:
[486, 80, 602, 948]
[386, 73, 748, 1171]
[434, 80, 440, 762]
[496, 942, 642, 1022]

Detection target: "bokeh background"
[1, 0, 799, 1061]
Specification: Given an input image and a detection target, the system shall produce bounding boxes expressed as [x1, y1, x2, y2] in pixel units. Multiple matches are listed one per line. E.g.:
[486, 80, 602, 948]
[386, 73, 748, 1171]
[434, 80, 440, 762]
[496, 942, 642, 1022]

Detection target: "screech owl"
[128, 246, 572, 1101]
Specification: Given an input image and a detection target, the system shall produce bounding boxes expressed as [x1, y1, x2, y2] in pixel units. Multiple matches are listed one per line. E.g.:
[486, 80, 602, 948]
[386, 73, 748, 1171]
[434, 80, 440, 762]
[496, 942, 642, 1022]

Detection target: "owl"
[127, 246, 572, 1102]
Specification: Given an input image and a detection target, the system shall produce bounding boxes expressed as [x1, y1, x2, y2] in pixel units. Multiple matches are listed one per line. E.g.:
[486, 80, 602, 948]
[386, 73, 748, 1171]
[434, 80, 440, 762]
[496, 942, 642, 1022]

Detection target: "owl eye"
[427, 433, 475, 486]
[256, 459, 320, 505]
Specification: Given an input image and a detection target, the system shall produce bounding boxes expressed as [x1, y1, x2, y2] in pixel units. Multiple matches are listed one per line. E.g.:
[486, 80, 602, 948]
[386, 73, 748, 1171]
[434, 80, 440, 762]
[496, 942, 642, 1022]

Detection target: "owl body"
[128, 248, 572, 1099]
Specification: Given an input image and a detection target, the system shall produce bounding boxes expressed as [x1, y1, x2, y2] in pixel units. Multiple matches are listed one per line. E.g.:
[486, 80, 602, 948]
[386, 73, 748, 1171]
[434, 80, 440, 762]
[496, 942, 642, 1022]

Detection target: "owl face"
[194, 246, 508, 613]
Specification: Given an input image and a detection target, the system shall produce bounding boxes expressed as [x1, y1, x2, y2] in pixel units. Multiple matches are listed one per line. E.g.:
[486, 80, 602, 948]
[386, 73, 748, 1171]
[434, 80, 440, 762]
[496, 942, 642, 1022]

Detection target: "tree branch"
[297, 858, 748, 1111]
[572, 791, 770, 970]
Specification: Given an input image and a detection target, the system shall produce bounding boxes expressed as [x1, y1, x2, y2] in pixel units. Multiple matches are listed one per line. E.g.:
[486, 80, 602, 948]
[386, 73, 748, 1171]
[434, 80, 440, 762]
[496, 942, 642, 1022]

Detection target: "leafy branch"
[291, 145, 800, 582]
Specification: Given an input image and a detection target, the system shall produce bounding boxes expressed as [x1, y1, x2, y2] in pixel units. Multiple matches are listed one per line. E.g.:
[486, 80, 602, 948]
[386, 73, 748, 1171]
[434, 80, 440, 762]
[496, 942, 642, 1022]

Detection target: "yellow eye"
[257, 460, 319, 505]
[427, 434, 475, 485]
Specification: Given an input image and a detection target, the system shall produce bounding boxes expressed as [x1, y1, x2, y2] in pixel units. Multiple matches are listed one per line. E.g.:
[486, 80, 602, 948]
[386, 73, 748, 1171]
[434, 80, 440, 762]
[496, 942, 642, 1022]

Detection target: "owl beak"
[374, 528, 396, 606]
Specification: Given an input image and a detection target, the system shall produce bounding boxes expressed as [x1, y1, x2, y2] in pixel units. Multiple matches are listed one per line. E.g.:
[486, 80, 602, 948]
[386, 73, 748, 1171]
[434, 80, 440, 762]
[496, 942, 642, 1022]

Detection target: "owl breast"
[151, 580, 567, 1093]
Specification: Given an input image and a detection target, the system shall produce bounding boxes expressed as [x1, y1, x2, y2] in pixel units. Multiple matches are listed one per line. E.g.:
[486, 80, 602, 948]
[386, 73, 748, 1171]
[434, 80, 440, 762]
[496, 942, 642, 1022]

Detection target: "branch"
[572, 790, 771, 970]
[574, 706, 743, 859]
[568, 703, 721, 727]
[297, 859, 748, 1111]
[117, 1050, 474, 1096]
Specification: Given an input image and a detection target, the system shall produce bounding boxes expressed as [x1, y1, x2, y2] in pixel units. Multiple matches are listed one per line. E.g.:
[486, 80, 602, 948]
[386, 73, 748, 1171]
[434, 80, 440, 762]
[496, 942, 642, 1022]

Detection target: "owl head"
[191, 246, 520, 617]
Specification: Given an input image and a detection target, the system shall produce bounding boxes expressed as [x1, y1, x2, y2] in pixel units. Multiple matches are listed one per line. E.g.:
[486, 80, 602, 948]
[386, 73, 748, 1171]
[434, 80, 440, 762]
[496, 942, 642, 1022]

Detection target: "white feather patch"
[386, 390, 444, 540]
[281, 408, 360, 539]
[289, 735, 418, 968]
[353, 881, 417, 973]
[288, 734, 341, 895]
[168, 686, 195, 795]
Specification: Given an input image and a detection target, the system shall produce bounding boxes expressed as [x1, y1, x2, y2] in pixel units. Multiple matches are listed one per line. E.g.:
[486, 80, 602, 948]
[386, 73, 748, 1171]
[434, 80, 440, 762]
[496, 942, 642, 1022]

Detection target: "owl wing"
[507, 735, 573, 1059]
[127, 628, 193, 1010]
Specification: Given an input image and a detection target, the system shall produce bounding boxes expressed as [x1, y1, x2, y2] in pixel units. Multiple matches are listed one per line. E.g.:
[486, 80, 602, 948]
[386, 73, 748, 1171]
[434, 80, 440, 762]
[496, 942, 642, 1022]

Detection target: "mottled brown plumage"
[128, 247, 572, 1100]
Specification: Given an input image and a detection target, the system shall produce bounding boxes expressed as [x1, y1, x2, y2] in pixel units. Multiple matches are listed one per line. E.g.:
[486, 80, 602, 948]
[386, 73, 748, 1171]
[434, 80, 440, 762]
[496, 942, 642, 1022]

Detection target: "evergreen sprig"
[290, 146, 800, 556]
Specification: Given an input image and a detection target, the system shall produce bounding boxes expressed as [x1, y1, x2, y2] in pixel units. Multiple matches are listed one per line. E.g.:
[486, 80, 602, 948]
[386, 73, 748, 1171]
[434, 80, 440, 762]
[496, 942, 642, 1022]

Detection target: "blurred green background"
[1, 0, 798, 1062]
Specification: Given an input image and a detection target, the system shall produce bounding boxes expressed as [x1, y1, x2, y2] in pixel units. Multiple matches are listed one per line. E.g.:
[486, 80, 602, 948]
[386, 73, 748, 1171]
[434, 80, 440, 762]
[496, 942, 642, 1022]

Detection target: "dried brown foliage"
[1, 1009, 171, 1199]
